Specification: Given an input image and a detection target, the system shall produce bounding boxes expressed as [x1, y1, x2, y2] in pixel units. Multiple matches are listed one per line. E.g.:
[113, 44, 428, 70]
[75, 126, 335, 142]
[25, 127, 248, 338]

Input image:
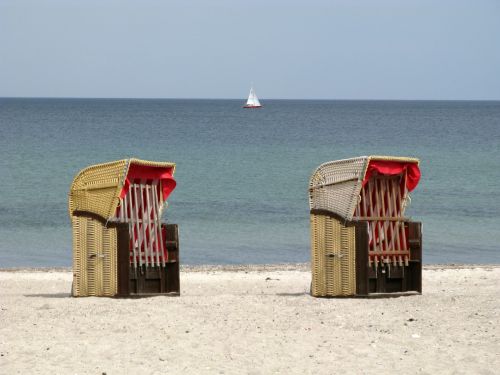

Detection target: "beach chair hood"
[69, 158, 176, 221]
[308, 156, 420, 222]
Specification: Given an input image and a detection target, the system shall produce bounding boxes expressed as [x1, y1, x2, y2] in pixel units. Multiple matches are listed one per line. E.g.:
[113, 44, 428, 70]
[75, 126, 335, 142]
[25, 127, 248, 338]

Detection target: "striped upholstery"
[116, 180, 167, 268]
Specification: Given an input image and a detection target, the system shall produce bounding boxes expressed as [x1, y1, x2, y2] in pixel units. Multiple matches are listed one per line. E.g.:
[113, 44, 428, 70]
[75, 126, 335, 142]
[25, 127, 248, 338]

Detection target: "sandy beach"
[0, 265, 499, 374]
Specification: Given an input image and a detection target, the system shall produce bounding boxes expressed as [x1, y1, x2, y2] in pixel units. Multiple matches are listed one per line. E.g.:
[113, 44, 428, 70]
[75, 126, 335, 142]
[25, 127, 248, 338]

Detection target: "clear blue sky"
[1, 0, 499, 100]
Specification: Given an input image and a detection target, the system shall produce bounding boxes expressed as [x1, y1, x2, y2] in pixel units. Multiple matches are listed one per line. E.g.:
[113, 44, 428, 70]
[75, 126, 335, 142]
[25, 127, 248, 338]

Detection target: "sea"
[0, 98, 499, 267]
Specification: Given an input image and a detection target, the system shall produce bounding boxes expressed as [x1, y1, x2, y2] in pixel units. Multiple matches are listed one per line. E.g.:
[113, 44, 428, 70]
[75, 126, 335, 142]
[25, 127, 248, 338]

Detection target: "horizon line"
[1, 96, 500, 102]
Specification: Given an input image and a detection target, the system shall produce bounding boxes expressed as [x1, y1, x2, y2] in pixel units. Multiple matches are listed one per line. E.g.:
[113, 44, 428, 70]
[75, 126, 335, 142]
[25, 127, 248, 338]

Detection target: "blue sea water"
[0, 98, 499, 267]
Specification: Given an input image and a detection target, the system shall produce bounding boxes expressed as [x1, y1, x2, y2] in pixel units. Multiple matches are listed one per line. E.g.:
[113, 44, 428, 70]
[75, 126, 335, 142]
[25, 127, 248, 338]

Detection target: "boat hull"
[243, 105, 263, 109]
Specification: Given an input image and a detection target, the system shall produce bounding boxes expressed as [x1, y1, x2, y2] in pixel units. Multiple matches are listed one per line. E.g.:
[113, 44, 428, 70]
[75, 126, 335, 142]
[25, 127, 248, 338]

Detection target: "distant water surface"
[0, 98, 499, 267]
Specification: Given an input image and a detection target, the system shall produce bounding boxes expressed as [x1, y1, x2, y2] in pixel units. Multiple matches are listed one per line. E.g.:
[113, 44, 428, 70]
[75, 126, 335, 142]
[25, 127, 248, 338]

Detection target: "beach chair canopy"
[69, 158, 176, 221]
[309, 156, 420, 222]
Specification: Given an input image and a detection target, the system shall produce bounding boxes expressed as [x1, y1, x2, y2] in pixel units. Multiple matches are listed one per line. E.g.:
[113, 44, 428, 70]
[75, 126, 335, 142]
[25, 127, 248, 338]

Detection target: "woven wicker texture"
[309, 156, 419, 221]
[310, 213, 356, 297]
[71, 215, 117, 297]
[69, 158, 176, 221]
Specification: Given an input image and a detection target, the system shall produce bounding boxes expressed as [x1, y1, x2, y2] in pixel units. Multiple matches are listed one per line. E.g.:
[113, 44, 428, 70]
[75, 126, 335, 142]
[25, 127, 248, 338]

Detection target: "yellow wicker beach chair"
[308, 156, 422, 297]
[69, 158, 179, 297]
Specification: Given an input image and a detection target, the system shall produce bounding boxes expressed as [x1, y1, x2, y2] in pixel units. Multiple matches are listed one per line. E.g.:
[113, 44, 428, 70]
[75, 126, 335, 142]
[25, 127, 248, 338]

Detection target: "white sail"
[245, 86, 261, 107]
[252, 89, 261, 107]
[245, 88, 253, 105]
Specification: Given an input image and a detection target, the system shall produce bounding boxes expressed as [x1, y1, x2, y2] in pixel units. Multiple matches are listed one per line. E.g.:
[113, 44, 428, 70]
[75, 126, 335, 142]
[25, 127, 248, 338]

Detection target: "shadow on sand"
[24, 293, 71, 298]
[276, 292, 309, 297]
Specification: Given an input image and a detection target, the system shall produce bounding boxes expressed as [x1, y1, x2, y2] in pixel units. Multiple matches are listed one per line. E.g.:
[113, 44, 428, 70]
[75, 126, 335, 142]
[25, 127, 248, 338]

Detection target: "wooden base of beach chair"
[310, 210, 422, 298]
[117, 224, 180, 297]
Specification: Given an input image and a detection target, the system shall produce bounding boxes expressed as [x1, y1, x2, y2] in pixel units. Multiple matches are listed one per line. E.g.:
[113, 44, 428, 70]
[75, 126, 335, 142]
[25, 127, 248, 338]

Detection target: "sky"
[1, 0, 499, 100]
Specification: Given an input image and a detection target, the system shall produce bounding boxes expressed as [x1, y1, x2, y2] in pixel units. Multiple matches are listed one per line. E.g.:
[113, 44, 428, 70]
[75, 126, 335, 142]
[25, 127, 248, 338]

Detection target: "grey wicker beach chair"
[308, 156, 422, 297]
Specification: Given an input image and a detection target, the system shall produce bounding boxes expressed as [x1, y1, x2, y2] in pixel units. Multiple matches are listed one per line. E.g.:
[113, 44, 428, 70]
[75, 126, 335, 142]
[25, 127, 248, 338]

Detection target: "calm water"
[0, 98, 499, 267]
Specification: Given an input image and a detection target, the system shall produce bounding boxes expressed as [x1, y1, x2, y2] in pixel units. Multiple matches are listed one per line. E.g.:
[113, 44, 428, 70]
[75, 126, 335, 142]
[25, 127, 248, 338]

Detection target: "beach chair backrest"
[115, 179, 167, 268]
[355, 172, 409, 267]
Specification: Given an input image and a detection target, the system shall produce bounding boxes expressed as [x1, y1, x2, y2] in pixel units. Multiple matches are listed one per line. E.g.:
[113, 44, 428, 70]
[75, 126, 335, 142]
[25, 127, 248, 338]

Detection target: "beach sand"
[0, 265, 498, 374]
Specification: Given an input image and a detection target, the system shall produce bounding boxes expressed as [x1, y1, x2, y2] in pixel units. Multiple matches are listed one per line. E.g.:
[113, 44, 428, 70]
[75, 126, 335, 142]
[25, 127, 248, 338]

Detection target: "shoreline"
[1, 262, 499, 273]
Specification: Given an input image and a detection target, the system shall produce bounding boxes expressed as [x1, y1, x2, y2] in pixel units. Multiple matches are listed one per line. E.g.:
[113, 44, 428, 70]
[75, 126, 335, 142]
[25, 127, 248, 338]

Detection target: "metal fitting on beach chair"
[308, 156, 422, 297]
[69, 158, 180, 297]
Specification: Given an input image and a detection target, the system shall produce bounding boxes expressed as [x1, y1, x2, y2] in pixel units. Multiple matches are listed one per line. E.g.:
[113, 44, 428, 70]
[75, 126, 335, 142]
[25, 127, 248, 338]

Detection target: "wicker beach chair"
[69, 158, 180, 297]
[308, 156, 422, 297]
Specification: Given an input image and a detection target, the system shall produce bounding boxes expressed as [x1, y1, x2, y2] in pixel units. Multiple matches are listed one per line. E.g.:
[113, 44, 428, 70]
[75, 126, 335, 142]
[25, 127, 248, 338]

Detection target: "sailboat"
[243, 85, 262, 108]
